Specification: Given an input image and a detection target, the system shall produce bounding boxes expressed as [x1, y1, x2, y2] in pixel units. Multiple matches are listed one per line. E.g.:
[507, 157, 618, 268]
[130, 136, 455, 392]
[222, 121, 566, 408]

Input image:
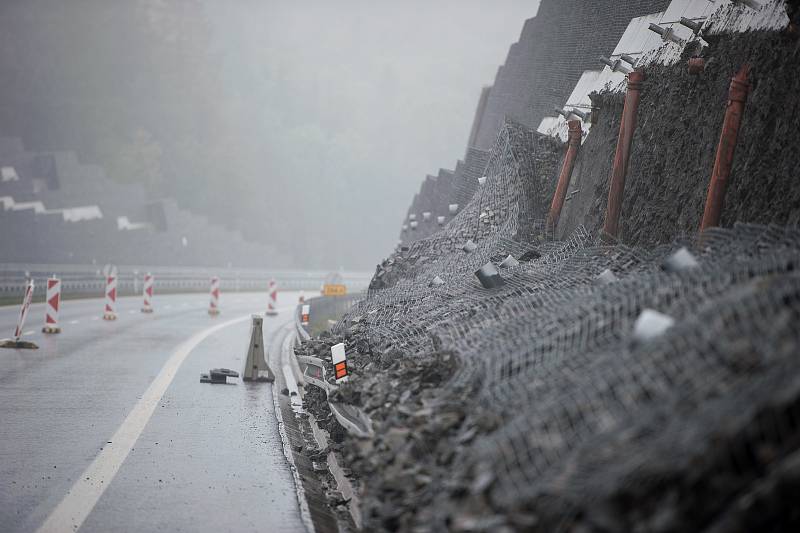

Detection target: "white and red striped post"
[14, 279, 35, 341]
[141, 273, 154, 313]
[103, 275, 117, 320]
[266, 278, 278, 316]
[208, 276, 220, 316]
[42, 276, 61, 333]
[301, 304, 310, 326]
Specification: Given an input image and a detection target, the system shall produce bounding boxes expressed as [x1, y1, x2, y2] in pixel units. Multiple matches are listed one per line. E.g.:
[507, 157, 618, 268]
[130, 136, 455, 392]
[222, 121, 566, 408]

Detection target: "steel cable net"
[336, 119, 800, 529]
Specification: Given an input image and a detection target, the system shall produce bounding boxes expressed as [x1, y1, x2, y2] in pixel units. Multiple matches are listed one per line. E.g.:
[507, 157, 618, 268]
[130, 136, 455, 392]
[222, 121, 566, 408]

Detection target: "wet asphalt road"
[0, 291, 308, 533]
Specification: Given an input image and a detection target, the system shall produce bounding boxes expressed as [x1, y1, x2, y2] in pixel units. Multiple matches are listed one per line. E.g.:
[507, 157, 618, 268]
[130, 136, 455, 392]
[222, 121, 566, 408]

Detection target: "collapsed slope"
[299, 23, 800, 533]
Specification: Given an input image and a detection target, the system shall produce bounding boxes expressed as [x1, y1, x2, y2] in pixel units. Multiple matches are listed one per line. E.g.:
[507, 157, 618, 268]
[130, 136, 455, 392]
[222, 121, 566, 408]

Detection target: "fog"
[0, 0, 538, 270]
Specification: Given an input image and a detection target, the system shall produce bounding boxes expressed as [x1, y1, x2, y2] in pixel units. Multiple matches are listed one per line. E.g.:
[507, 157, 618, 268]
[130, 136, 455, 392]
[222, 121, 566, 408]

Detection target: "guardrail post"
[700, 64, 750, 233]
[602, 69, 645, 240]
[547, 120, 583, 233]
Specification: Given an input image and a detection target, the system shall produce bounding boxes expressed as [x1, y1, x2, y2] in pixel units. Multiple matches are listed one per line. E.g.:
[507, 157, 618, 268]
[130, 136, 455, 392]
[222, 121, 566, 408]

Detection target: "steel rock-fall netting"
[324, 120, 800, 531]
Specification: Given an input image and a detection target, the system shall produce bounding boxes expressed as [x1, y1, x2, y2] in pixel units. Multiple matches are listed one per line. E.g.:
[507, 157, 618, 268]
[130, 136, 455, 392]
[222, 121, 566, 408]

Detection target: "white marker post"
[1, 280, 38, 349]
[331, 342, 348, 383]
[42, 276, 62, 333]
[141, 273, 154, 313]
[208, 276, 221, 316]
[301, 304, 310, 326]
[15, 279, 35, 339]
[266, 278, 278, 316]
[103, 275, 117, 320]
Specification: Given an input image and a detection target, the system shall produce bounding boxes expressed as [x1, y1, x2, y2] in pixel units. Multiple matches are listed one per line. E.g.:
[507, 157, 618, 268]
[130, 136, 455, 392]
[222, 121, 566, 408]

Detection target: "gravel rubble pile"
[299, 27, 800, 533]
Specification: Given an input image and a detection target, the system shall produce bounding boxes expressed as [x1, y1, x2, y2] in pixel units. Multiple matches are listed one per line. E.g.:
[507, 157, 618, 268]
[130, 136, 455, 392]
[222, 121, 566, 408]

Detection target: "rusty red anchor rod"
[602, 70, 645, 240]
[547, 120, 583, 232]
[700, 64, 750, 232]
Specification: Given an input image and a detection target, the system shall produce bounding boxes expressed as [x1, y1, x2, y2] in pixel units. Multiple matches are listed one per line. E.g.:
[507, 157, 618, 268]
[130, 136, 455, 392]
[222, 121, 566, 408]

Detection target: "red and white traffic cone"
[103, 275, 117, 320]
[208, 276, 220, 316]
[266, 278, 278, 316]
[1, 279, 38, 349]
[42, 276, 61, 333]
[141, 273, 154, 313]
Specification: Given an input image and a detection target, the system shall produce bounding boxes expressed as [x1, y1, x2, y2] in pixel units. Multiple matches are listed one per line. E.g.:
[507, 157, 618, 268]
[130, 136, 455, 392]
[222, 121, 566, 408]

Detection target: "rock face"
[297, 4, 800, 531]
[303, 26, 800, 530]
[334, 215, 800, 531]
[297, 104, 800, 531]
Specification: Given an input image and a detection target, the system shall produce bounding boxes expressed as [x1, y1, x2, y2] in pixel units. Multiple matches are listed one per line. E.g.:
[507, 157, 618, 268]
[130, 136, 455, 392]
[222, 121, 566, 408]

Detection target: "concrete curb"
[284, 323, 363, 530]
[268, 322, 340, 533]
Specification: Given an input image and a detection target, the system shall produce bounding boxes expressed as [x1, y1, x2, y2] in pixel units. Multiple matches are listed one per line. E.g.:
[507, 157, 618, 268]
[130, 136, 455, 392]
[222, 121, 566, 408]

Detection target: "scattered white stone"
[499, 254, 519, 268]
[596, 268, 618, 285]
[662, 247, 700, 272]
[633, 309, 675, 342]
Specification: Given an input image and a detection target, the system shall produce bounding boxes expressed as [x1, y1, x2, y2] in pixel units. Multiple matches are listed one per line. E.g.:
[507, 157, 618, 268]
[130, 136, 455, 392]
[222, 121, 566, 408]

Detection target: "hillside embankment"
[297, 24, 800, 533]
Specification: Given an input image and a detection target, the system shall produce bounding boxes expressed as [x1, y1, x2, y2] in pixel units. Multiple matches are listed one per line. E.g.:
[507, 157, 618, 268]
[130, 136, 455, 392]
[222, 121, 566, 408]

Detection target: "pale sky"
[202, 0, 541, 267]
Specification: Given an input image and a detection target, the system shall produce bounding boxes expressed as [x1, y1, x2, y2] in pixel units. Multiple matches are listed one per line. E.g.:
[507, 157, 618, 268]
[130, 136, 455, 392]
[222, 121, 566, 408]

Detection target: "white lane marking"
[69, 320, 80, 325]
[36, 314, 251, 533]
[23, 330, 33, 336]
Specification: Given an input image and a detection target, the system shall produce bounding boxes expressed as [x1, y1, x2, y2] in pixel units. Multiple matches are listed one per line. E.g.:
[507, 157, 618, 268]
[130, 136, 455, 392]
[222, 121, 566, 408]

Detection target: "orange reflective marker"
[331, 342, 349, 383]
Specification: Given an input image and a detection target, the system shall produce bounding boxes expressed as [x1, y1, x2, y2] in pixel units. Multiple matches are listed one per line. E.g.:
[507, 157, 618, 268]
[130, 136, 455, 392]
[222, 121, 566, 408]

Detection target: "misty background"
[0, 0, 539, 269]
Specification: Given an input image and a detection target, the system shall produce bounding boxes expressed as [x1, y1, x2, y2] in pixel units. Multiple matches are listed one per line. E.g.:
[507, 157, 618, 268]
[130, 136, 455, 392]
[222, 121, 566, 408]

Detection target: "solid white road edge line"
[35, 314, 251, 533]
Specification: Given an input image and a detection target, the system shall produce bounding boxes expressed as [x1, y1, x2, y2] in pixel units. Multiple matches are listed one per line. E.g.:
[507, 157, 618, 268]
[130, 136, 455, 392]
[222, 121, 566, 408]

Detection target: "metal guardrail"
[302, 293, 363, 336]
[0, 263, 372, 303]
[293, 295, 373, 438]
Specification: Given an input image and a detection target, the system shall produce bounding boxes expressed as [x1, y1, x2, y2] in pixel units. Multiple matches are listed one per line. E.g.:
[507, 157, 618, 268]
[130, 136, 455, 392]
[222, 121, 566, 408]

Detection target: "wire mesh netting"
[329, 118, 800, 531]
